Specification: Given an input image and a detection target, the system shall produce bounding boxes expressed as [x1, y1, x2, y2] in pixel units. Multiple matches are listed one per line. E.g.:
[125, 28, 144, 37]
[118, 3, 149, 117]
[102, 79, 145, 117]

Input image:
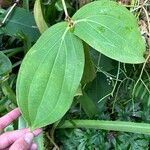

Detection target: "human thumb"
[9, 133, 34, 150]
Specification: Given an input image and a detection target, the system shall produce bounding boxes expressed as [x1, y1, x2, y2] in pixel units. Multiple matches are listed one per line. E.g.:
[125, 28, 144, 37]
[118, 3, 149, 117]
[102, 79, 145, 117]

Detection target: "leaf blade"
[72, 0, 145, 64]
[16, 22, 84, 129]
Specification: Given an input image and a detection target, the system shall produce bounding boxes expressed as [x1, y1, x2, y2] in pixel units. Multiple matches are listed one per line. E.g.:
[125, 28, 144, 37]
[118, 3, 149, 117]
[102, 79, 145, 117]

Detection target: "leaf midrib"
[75, 18, 128, 46]
[26, 29, 65, 123]
[32, 31, 80, 128]
[32, 27, 70, 126]
[7, 20, 36, 29]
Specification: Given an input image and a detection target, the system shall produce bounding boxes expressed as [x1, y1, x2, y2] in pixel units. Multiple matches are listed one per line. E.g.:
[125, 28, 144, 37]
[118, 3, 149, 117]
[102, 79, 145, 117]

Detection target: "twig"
[132, 54, 150, 97]
[0, 0, 19, 27]
[46, 132, 60, 150]
[142, 6, 150, 33]
[98, 62, 121, 103]
[61, 0, 69, 18]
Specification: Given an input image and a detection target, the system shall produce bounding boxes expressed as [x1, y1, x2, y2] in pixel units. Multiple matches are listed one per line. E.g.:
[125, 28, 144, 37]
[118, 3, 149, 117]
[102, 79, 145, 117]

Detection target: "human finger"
[9, 132, 34, 150]
[0, 128, 42, 149]
[0, 108, 20, 131]
[30, 143, 37, 150]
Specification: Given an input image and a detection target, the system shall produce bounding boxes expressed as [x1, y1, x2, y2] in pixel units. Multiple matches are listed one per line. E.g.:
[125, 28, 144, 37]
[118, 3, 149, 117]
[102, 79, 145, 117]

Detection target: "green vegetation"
[0, 0, 150, 149]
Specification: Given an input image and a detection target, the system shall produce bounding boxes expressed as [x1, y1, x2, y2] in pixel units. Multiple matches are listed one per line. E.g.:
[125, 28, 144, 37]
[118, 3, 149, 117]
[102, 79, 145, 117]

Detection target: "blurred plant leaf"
[131, 79, 150, 107]
[23, 0, 29, 10]
[44, 0, 58, 25]
[34, 133, 45, 150]
[90, 50, 117, 72]
[86, 73, 112, 112]
[81, 43, 96, 85]
[18, 116, 27, 129]
[0, 7, 40, 42]
[1, 81, 16, 105]
[0, 51, 12, 78]
[75, 84, 82, 96]
[79, 91, 98, 118]
[34, 0, 48, 33]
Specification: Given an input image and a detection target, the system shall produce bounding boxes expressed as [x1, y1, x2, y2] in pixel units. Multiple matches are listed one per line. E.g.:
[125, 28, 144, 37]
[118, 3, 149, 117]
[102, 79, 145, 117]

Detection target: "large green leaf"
[16, 22, 84, 129]
[72, 0, 145, 64]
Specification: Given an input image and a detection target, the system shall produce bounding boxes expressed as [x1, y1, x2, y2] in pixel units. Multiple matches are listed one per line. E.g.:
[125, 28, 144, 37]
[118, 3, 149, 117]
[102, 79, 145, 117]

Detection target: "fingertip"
[13, 107, 20, 112]
[0, 108, 21, 130]
[30, 143, 37, 150]
[24, 133, 34, 145]
[9, 136, 32, 150]
[12, 108, 21, 116]
[33, 128, 42, 136]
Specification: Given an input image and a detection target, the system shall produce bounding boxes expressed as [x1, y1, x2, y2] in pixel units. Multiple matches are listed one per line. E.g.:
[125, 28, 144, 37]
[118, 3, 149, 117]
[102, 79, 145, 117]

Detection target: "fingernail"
[24, 133, 34, 144]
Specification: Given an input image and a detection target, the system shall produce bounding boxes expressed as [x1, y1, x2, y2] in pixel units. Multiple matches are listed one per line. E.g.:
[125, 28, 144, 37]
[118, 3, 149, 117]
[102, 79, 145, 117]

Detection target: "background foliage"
[0, 0, 150, 149]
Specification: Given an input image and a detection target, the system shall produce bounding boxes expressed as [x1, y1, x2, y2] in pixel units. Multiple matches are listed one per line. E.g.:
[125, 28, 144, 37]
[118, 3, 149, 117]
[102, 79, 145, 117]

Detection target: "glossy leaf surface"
[72, 0, 145, 63]
[16, 22, 84, 129]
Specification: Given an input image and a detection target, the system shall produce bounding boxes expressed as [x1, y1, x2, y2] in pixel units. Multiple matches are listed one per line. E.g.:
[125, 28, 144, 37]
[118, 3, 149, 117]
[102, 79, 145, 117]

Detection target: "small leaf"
[16, 22, 84, 129]
[1, 81, 16, 105]
[72, 0, 145, 64]
[131, 79, 150, 106]
[0, 51, 12, 77]
[34, 0, 48, 33]
[81, 43, 96, 84]
[75, 84, 82, 96]
[79, 91, 98, 118]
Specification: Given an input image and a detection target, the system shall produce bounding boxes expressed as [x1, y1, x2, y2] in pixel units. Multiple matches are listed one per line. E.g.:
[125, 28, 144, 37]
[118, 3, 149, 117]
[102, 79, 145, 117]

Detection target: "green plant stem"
[12, 60, 22, 69]
[98, 62, 120, 103]
[23, 0, 29, 11]
[58, 120, 150, 135]
[132, 54, 150, 96]
[7, 47, 23, 57]
[3, 47, 22, 54]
